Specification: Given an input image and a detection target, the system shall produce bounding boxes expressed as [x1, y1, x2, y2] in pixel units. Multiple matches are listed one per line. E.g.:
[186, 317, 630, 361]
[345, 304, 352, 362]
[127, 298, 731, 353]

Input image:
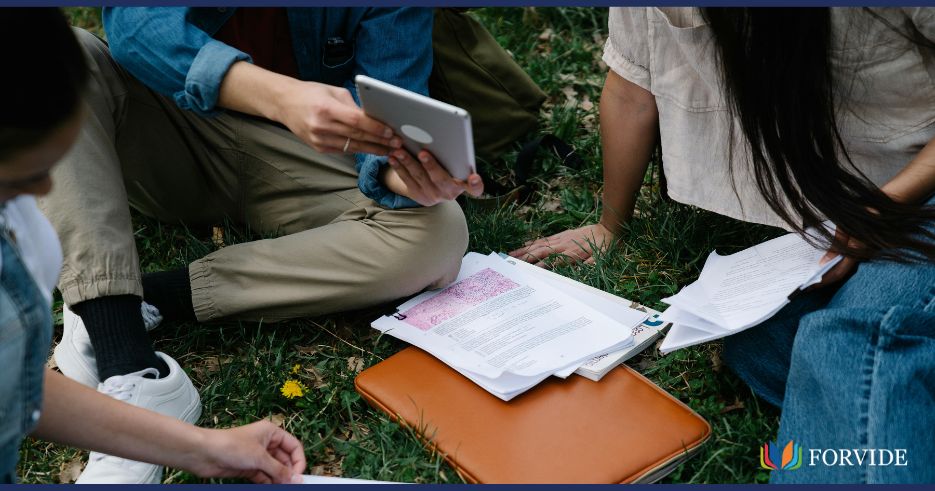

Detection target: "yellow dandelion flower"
[280, 379, 306, 399]
[290, 363, 301, 375]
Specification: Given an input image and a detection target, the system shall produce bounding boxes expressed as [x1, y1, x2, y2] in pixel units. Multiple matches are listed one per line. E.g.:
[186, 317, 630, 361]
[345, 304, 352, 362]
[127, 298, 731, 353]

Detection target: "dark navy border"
[8, 1, 935, 7]
[5, 0, 935, 485]
[5, 484, 935, 489]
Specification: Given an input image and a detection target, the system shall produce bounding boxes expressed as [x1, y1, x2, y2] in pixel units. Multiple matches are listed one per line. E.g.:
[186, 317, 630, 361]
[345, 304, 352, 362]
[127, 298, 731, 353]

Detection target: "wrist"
[598, 215, 622, 237]
[176, 426, 215, 475]
[265, 76, 301, 124]
[381, 164, 409, 197]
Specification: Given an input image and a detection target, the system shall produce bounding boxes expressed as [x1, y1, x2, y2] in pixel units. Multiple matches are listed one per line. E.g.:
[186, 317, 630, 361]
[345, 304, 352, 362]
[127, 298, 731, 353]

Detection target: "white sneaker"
[54, 301, 164, 387]
[76, 352, 202, 484]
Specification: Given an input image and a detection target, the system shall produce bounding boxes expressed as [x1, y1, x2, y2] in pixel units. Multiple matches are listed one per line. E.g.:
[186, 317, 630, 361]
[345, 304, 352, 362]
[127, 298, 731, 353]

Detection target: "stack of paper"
[659, 228, 842, 353]
[499, 255, 667, 381]
[573, 313, 666, 381]
[372, 252, 653, 400]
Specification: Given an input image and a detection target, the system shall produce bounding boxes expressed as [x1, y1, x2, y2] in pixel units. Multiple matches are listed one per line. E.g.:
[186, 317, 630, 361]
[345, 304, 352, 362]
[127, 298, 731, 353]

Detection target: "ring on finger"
[343, 137, 352, 153]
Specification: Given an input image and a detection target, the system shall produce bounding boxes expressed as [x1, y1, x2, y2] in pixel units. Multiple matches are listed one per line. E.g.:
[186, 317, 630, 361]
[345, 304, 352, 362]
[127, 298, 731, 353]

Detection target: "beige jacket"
[604, 7, 935, 229]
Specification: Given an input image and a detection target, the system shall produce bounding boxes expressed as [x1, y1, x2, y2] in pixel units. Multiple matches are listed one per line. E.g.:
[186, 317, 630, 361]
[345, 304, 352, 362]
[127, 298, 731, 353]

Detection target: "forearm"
[597, 71, 659, 235]
[881, 137, 935, 204]
[32, 369, 207, 471]
[217, 61, 297, 123]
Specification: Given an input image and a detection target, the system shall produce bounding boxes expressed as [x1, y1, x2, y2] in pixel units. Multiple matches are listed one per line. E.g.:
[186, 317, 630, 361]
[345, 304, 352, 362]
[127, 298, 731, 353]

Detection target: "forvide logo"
[760, 440, 802, 471]
[759, 441, 908, 470]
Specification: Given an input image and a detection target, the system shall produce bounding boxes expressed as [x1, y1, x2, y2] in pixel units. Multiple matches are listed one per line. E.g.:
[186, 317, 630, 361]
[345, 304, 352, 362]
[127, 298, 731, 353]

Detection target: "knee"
[375, 201, 468, 290]
[72, 27, 109, 67]
[430, 202, 468, 286]
[408, 201, 468, 278]
[422, 200, 469, 254]
[784, 308, 871, 396]
[71, 27, 124, 100]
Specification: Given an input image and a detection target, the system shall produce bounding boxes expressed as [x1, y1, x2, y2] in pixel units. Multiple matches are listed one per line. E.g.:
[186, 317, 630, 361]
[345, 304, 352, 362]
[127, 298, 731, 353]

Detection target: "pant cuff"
[189, 258, 218, 322]
[59, 276, 143, 307]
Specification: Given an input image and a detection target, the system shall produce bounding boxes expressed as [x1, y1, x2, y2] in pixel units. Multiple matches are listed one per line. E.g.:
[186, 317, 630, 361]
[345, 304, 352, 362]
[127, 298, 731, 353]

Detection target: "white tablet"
[355, 75, 476, 181]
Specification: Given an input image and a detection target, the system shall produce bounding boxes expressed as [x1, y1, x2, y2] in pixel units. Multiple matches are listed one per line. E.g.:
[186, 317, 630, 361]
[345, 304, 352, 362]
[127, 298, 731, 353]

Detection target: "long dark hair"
[703, 8, 935, 261]
[0, 8, 88, 161]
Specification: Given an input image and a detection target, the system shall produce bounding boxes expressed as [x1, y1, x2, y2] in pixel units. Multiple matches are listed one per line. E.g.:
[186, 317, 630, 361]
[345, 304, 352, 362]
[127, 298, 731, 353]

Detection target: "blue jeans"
[724, 213, 935, 483]
[0, 233, 52, 483]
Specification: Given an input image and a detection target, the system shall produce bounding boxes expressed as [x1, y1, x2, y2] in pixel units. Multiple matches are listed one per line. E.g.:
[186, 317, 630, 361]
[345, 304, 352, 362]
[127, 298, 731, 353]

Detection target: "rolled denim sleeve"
[103, 8, 251, 115]
[356, 154, 421, 209]
[349, 7, 434, 209]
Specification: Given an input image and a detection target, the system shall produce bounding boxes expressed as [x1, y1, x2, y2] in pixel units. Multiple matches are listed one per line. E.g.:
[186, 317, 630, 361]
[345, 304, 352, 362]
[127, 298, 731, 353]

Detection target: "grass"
[21, 7, 783, 484]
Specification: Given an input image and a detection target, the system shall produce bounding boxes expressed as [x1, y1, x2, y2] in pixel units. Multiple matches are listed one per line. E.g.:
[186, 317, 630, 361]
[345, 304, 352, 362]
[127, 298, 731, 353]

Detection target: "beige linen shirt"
[604, 7, 935, 229]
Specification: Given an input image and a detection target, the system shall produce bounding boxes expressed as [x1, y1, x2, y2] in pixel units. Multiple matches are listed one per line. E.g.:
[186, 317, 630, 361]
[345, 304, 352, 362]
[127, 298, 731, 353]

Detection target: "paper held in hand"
[659, 226, 843, 354]
[371, 252, 657, 400]
[301, 475, 403, 484]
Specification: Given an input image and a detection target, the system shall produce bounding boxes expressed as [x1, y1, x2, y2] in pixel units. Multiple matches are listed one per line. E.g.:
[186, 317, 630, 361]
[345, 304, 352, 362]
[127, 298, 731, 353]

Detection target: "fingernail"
[390, 138, 402, 148]
[383, 128, 393, 138]
[393, 150, 406, 160]
[469, 177, 480, 186]
[388, 158, 397, 167]
[291, 474, 303, 484]
[419, 153, 429, 163]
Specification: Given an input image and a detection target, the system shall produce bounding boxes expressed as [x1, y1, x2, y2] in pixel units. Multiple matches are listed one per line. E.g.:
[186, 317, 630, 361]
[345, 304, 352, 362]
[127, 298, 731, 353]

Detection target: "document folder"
[355, 347, 711, 483]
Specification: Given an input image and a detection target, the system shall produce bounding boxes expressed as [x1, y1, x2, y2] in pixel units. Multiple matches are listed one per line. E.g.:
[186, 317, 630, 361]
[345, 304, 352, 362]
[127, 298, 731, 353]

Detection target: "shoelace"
[90, 368, 160, 463]
[99, 379, 138, 402]
[98, 367, 160, 401]
[141, 301, 163, 331]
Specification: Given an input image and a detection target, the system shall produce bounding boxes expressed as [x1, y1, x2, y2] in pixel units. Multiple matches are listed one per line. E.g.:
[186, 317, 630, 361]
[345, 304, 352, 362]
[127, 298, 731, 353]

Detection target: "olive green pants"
[40, 28, 467, 322]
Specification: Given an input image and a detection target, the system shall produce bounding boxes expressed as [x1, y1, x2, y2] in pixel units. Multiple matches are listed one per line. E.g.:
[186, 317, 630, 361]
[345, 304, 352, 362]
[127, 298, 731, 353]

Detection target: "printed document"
[659, 227, 842, 353]
[373, 253, 634, 380]
[372, 253, 640, 399]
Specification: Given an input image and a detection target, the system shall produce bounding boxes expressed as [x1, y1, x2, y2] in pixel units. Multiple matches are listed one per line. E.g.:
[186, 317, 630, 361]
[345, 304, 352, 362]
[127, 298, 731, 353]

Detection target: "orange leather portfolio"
[354, 347, 712, 483]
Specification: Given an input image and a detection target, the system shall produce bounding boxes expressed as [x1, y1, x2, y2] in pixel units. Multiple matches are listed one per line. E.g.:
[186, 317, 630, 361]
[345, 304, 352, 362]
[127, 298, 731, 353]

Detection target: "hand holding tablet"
[356, 75, 484, 205]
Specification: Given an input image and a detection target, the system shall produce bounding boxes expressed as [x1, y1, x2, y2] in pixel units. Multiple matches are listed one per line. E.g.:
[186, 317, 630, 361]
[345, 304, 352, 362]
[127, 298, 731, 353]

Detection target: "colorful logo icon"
[760, 441, 803, 470]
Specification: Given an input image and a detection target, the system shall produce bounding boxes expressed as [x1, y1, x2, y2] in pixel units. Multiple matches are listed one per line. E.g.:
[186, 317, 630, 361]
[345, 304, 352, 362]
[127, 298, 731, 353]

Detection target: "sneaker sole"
[180, 382, 203, 425]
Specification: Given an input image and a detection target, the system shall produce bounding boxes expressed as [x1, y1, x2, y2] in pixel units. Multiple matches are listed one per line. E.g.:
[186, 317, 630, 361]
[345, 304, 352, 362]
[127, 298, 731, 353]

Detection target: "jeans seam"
[863, 307, 897, 485]
[857, 315, 886, 486]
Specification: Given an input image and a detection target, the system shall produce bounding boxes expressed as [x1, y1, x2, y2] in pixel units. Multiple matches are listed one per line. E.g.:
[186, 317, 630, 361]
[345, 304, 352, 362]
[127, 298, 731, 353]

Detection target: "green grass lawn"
[20, 7, 783, 484]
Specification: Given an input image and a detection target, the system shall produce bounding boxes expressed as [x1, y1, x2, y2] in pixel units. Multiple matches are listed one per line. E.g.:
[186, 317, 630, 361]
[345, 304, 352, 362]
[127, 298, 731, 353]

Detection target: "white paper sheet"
[658, 228, 842, 353]
[494, 253, 649, 378]
[301, 475, 402, 484]
[496, 253, 649, 329]
[372, 253, 634, 381]
[661, 230, 841, 331]
[575, 313, 667, 380]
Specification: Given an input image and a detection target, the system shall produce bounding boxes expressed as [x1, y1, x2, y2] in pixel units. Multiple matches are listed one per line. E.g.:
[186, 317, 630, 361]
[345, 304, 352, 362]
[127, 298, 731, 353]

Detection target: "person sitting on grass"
[513, 7, 935, 484]
[44, 6, 483, 483]
[0, 8, 305, 484]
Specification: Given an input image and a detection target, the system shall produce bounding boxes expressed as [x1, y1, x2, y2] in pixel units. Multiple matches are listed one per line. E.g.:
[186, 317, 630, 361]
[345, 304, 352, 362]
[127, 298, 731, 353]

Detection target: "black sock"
[142, 267, 196, 322]
[73, 295, 169, 381]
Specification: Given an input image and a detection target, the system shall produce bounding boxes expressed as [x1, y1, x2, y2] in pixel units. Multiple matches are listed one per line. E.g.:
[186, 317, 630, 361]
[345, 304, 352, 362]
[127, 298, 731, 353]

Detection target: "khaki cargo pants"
[40, 29, 468, 322]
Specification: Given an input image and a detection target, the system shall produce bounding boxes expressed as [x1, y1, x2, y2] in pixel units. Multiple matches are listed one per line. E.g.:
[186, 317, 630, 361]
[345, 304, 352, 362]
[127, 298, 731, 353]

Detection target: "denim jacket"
[102, 7, 434, 209]
[0, 232, 53, 483]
